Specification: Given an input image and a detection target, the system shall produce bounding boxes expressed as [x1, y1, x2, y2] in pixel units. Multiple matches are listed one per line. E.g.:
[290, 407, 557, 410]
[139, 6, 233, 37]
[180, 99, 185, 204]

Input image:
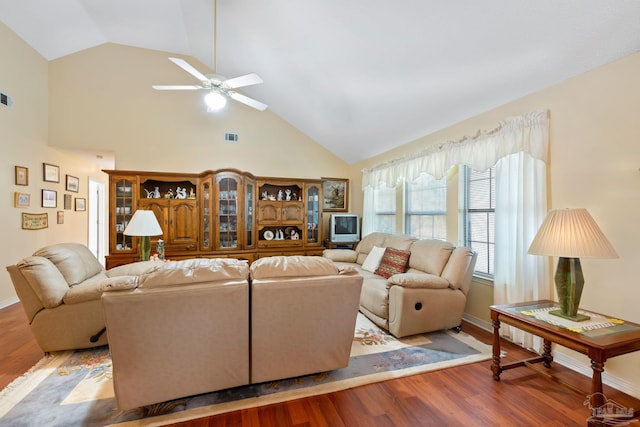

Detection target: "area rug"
[0, 314, 491, 426]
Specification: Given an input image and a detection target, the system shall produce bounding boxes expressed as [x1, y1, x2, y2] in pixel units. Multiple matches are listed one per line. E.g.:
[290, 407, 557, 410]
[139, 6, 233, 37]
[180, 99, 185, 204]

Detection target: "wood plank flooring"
[1, 302, 639, 426]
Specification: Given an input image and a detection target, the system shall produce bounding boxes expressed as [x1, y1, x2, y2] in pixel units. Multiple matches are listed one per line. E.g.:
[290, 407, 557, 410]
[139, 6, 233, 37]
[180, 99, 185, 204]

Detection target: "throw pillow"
[361, 246, 386, 272]
[375, 247, 411, 279]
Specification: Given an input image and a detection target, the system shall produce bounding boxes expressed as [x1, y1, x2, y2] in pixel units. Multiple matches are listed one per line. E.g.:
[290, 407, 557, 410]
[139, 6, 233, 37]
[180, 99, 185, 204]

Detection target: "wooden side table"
[491, 300, 640, 408]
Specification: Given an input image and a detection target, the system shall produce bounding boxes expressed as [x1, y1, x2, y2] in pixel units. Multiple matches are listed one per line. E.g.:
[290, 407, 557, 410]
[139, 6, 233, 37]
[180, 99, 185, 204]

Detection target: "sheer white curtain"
[494, 152, 550, 350]
[361, 110, 551, 350]
[362, 186, 375, 236]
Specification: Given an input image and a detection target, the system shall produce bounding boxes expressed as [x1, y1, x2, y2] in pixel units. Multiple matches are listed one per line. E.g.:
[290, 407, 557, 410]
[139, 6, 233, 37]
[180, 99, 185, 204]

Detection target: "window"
[405, 174, 447, 240]
[462, 166, 495, 277]
[373, 185, 396, 233]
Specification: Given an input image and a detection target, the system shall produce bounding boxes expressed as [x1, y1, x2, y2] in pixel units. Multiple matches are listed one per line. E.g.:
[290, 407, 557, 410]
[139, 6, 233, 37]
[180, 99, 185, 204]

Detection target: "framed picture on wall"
[15, 166, 28, 186]
[42, 189, 57, 208]
[64, 194, 72, 210]
[322, 178, 349, 212]
[57, 211, 64, 224]
[75, 197, 86, 211]
[43, 163, 60, 183]
[66, 175, 79, 192]
[14, 192, 30, 208]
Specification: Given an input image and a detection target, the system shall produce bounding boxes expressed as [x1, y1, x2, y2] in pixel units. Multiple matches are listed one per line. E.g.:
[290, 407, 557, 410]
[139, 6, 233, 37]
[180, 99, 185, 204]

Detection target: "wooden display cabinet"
[138, 176, 198, 252]
[256, 180, 304, 248]
[104, 169, 331, 267]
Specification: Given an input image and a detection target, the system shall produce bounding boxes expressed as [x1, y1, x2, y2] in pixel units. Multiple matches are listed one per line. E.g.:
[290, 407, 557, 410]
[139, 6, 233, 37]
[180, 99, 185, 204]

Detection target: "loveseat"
[6, 243, 160, 352]
[102, 255, 363, 410]
[323, 232, 477, 338]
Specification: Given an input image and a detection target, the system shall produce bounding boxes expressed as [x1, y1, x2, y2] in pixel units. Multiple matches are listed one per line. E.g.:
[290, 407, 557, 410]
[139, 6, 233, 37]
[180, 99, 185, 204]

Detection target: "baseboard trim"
[0, 297, 19, 310]
[462, 313, 640, 399]
[462, 313, 492, 332]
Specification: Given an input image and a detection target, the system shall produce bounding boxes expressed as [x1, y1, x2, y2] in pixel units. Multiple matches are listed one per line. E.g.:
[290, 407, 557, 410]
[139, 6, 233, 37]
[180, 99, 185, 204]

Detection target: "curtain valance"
[362, 109, 549, 188]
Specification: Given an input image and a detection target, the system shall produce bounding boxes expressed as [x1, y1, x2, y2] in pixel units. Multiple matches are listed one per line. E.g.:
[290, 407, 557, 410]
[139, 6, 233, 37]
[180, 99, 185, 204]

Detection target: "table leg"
[591, 359, 605, 407]
[491, 318, 502, 381]
[542, 339, 553, 368]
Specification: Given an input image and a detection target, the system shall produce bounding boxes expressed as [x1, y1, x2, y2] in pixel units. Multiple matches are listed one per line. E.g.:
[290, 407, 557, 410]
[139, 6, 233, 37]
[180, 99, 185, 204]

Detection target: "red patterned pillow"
[375, 247, 411, 279]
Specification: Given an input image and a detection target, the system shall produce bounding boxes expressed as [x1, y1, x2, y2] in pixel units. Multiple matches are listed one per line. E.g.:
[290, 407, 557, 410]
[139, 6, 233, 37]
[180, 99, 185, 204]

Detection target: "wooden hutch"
[104, 169, 325, 268]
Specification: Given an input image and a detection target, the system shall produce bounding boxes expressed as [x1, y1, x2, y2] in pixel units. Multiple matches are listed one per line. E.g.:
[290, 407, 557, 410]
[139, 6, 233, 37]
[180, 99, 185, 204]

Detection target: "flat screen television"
[330, 213, 360, 242]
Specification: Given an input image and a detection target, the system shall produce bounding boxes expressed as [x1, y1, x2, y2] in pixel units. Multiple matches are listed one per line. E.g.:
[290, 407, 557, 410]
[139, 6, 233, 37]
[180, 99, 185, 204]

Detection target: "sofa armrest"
[386, 272, 450, 290]
[322, 249, 357, 263]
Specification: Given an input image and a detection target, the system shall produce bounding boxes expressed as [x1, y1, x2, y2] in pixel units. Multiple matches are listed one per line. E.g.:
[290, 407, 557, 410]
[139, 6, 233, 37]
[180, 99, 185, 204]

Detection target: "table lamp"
[123, 210, 163, 261]
[528, 208, 618, 321]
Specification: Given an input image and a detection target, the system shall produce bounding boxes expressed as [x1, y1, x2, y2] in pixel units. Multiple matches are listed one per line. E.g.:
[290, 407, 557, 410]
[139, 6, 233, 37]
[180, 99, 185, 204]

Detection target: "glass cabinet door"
[113, 177, 136, 253]
[245, 179, 255, 248]
[200, 178, 213, 250]
[216, 175, 240, 249]
[305, 183, 321, 245]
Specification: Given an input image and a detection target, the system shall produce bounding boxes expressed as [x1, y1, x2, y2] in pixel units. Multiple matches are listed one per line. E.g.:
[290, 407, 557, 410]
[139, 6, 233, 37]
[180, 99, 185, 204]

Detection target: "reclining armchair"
[6, 243, 157, 352]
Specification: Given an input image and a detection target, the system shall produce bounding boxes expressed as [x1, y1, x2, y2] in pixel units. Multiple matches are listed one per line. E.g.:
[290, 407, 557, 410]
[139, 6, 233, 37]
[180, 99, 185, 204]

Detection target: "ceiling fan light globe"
[204, 91, 227, 111]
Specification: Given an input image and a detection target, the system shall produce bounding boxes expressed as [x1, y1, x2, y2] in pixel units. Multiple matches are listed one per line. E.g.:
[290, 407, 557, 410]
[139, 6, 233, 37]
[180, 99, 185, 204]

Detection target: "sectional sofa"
[323, 232, 477, 338]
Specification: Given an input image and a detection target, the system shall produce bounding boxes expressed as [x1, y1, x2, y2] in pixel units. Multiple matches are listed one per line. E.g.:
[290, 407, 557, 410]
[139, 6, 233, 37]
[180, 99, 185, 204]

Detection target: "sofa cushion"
[17, 256, 69, 308]
[250, 256, 339, 279]
[64, 274, 139, 304]
[361, 246, 386, 273]
[322, 249, 358, 263]
[33, 243, 104, 286]
[407, 239, 454, 276]
[106, 260, 165, 277]
[375, 247, 411, 279]
[382, 235, 416, 251]
[386, 272, 450, 289]
[140, 258, 249, 288]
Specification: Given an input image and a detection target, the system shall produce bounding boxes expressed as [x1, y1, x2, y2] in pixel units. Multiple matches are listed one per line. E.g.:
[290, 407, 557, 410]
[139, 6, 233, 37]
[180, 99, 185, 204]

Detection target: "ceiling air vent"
[1, 92, 13, 109]
[224, 132, 239, 143]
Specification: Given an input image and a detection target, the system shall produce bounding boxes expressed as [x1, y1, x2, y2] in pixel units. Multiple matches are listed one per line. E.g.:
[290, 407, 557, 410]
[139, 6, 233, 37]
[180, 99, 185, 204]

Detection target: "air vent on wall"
[1, 92, 13, 109]
[225, 132, 239, 142]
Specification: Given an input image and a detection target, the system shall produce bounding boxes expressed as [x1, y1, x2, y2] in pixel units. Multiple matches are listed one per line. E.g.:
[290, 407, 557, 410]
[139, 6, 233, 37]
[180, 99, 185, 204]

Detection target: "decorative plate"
[264, 230, 274, 240]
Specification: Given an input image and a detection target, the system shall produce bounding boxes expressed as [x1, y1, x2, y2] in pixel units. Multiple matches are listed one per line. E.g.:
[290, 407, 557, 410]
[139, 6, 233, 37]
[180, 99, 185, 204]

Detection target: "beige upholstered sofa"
[6, 243, 159, 352]
[102, 255, 362, 411]
[103, 258, 251, 411]
[323, 232, 477, 338]
[250, 255, 363, 384]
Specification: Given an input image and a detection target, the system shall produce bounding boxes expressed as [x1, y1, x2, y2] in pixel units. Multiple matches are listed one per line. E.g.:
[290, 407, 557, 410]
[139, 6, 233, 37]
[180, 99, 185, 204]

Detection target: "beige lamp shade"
[123, 210, 163, 237]
[528, 208, 618, 259]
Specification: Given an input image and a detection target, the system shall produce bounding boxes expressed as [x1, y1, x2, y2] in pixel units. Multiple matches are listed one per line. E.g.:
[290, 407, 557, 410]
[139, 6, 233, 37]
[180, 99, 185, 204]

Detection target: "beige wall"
[0, 22, 107, 305]
[48, 43, 354, 180]
[354, 52, 640, 397]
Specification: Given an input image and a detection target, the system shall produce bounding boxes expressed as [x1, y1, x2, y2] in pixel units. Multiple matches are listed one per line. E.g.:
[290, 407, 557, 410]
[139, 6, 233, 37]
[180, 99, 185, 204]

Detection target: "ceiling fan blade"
[152, 85, 204, 90]
[168, 57, 209, 82]
[229, 92, 268, 111]
[225, 73, 263, 89]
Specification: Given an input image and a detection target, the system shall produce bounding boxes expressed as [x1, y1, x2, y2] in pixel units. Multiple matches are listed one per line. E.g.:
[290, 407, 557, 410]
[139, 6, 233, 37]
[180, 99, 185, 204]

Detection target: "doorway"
[88, 178, 107, 266]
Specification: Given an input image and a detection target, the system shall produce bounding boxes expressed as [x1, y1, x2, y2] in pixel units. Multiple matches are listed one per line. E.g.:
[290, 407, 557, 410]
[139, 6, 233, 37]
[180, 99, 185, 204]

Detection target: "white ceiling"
[2, 1, 640, 164]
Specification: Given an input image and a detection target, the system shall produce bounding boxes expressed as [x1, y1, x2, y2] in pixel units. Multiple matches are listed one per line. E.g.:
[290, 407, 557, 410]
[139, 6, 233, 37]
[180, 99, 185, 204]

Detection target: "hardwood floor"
[1, 302, 639, 426]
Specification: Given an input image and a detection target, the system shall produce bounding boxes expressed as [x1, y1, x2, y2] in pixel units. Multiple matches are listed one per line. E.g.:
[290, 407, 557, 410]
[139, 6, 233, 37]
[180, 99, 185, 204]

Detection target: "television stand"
[324, 240, 359, 250]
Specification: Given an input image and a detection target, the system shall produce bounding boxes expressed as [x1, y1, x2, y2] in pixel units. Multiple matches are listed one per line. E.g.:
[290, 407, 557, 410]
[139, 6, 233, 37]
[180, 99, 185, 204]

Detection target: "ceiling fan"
[152, 0, 267, 112]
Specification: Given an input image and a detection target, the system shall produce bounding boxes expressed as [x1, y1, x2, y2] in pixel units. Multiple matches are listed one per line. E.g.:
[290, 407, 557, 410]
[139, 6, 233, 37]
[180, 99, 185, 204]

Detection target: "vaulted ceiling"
[2, 1, 639, 163]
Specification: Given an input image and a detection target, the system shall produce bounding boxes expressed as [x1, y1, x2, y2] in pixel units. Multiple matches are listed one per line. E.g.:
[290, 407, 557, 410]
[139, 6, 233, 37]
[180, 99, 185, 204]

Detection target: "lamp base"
[548, 309, 590, 322]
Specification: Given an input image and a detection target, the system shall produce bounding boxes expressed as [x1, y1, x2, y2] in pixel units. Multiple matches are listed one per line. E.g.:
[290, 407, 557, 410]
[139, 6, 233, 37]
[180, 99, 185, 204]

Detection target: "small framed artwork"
[15, 166, 28, 186]
[42, 189, 57, 208]
[22, 212, 48, 230]
[64, 194, 72, 210]
[14, 192, 30, 208]
[75, 197, 86, 211]
[43, 163, 60, 183]
[57, 211, 64, 224]
[322, 178, 349, 212]
[65, 175, 79, 192]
